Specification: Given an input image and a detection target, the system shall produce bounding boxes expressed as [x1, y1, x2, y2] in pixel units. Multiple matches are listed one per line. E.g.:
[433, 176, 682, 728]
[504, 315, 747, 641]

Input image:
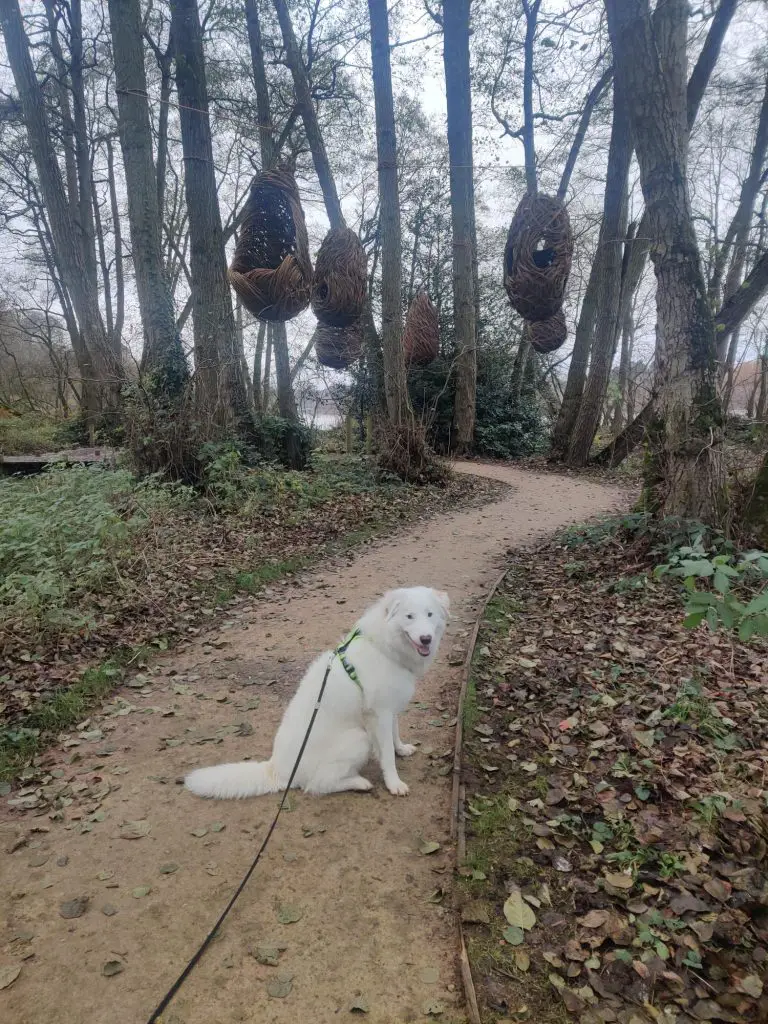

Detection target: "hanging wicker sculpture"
[503, 193, 573, 322]
[311, 227, 368, 328]
[228, 167, 312, 322]
[529, 309, 567, 354]
[313, 320, 363, 370]
[403, 289, 439, 367]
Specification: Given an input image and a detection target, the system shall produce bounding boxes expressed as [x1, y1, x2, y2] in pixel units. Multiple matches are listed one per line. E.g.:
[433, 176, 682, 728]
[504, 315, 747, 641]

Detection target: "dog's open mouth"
[407, 636, 431, 657]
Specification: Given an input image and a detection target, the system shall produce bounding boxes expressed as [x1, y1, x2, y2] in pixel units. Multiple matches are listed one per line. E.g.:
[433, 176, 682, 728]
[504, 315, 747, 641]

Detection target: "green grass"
[663, 678, 739, 748]
[462, 676, 480, 733]
[1, 452, 501, 782]
[0, 658, 131, 781]
[0, 412, 75, 455]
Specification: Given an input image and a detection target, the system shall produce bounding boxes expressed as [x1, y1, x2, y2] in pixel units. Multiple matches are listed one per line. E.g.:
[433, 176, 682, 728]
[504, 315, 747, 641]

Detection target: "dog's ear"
[382, 590, 402, 621]
[433, 590, 450, 618]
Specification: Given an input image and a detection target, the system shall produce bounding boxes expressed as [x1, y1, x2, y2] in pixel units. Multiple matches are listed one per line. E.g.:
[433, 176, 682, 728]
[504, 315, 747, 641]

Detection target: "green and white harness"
[334, 627, 363, 691]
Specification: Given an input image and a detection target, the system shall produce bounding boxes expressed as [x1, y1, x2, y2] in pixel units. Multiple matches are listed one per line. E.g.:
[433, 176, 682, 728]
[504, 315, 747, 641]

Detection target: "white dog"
[185, 586, 449, 800]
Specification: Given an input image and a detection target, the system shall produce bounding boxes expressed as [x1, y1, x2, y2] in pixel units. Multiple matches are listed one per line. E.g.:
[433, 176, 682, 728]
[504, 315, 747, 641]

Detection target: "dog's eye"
[406, 613, 414, 620]
[428, 611, 433, 617]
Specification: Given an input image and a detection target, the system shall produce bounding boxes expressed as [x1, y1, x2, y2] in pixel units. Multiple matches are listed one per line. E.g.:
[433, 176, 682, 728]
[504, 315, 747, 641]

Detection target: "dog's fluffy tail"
[185, 759, 280, 799]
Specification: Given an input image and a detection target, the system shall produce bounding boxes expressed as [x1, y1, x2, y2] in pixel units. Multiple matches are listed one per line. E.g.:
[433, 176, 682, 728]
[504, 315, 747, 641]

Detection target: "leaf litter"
[460, 528, 768, 1023]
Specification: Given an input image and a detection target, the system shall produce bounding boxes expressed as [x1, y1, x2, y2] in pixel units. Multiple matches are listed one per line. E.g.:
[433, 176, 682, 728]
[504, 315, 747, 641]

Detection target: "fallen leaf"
[101, 903, 118, 917]
[132, 886, 151, 899]
[251, 946, 282, 966]
[276, 904, 302, 924]
[119, 820, 151, 840]
[349, 996, 370, 1013]
[703, 877, 731, 902]
[422, 1000, 444, 1016]
[603, 871, 634, 890]
[266, 972, 293, 998]
[514, 950, 530, 972]
[419, 841, 441, 856]
[59, 896, 89, 919]
[461, 901, 490, 925]
[159, 862, 178, 875]
[503, 926, 525, 945]
[102, 960, 124, 977]
[736, 974, 763, 998]
[578, 910, 609, 929]
[503, 891, 536, 931]
[0, 965, 21, 990]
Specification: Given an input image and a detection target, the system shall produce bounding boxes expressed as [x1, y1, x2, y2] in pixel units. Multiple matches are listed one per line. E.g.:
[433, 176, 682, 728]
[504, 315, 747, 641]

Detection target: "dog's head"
[381, 586, 450, 668]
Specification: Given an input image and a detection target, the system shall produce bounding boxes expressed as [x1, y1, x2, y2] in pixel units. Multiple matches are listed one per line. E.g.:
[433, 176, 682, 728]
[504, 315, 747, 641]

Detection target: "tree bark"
[611, 303, 634, 433]
[443, 0, 477, 451]
[557, 65, 613, 202]
[247, 0, 299, 423]
[272, 0, 345, 230]
[592, 395, 657, 467]
[549, 263, 599, 459]
[0, 0, 120, 431]
[715, 249, 768, 338]
[109, 0, 186, 393]
[567, 74, 632, 466]
[263, 325, 272, 410]
[606, 0, 726, 522]
[252, 320, 266, 414]
[555, 0, 736, 466]
[520, 0, 541, 195]
[68, 0, 100, 298]
[246, 0, 276, 171]
[170, 0, 250, 429]
[368, 0, 410, 428]
[715, 73, 768, 358]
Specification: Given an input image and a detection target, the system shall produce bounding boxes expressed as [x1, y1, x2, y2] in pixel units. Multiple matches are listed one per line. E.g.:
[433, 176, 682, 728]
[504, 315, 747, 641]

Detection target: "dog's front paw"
[386, 777, 410, 797]
[395, 743, 417, 757]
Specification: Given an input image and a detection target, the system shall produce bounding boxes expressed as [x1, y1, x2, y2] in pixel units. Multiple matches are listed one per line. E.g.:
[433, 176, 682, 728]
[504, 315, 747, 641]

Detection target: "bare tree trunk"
[443, 0, 477, 451]
[247, 0, 299, 424]
[368, 0, 410, 428]
[155, 35, 174, 227]
[252, 320, 266, 414]
[110, 0, 186, 394]
[611, 304, 634, 433]
[716, 74, 768, 360]
[105, 137, 125, 348]
[511, 330, 531, 402]
[263, 325, 273, 411]
[69, 0, 100, 298]
[757, 350, 768, 422]
[521, 0, 541, 195]
[715, 249, 768, 338]
[567, 75, 632, 465]
[170, 0, 250, 429]
[0, 0, 120, 431]
[557, 66, 613, 201]
[246, 0, 276, 170]
[606, 0, 726, 522]
[235, 297, 253, 408]
[554, 0, 736, 465]
[721, 326, 742, 413]
[272, 0, 344, 230]
[549, 268, 598, 458]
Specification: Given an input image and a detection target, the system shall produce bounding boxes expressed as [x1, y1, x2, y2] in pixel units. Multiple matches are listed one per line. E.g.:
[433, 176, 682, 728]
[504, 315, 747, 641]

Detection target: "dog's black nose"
[420, 635, 432, 646]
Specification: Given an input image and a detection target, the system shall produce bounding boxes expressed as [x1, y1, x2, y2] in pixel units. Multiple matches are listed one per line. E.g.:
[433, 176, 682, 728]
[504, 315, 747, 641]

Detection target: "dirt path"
[1, 463, 626, 1024]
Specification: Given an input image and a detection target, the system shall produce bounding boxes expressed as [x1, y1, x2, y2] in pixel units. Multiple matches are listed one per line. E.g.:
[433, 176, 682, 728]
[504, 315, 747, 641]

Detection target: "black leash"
[146, 653, 336, 1023]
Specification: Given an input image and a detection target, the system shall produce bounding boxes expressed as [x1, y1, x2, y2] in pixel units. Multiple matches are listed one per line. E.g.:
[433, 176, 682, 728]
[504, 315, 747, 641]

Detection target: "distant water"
[305, 412, 342, 430]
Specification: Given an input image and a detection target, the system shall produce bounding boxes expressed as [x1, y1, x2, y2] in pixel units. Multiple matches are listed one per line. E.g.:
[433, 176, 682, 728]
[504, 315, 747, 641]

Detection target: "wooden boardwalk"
[0, 447, 121, 475]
